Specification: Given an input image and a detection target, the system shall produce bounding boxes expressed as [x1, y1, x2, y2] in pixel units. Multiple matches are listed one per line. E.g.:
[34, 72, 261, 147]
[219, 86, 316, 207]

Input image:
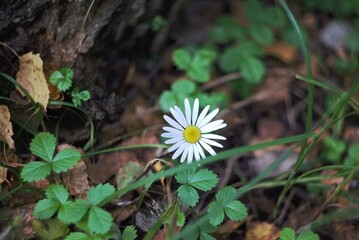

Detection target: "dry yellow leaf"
[0, 166, 7, 184]
[0, 105, 15, 149]
[246, 222, 279, 240]
[16, 52, 50, 110]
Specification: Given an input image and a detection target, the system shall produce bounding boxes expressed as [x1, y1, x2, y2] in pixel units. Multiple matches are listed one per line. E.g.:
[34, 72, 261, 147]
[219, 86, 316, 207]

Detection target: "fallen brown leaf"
[265, 42, 297, 64]
[0, 166, 7, 184]
[246, 222, 279, 240]
[16, 52, 50, 110]
[0, 105, 14, 149]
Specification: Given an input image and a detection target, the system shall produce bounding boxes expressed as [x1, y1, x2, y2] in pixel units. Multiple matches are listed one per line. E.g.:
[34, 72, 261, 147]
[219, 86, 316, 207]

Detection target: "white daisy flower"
[161, 98, 227, 164]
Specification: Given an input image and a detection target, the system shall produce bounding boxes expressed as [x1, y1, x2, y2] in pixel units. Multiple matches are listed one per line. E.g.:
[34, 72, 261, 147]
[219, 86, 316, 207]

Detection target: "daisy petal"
[201, 133, 226, 140]
[172, 142, 188, 159]
[161, 132, 182, 138]
[164, 115, 183, 130]
[199, 140, 217, 156]
[184, 98, 191, 126]
[193, 143, 201, 161]
[195, 142, 206, 159]
[192, 98, 199, 125]
[168, 139, 186, 152]
[198, 108, 219, 128]
[187, 144, 194, 164]
[201, 138, 224, 148]
[174, 106, 189, 126]
[163, 127, 183, 135]
[165, 137, 184, 144]
[202, 123, 227, 133]
[170, 108, 187, 128]
[180, 145, 190, 163]
[200, 120, 224, 133]
[195, 105, 210, 126]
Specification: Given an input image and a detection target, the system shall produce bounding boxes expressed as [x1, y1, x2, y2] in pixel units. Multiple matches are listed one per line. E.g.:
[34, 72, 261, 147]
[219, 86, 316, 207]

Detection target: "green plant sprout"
[21, 132, 81, 182]
[279, 227, 320, 240]
[50, 68, 91, 107]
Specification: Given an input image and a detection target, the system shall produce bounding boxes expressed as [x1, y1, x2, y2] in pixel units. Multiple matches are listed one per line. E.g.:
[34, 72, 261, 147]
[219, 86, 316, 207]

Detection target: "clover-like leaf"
[173, 48, 191, 70]
[50, 68, 73, 92]
[65, 232, 91, 240]
[177, 185, 199, 207]
[21, 161, 51, 182]
[189, 169, 218, 191]
[87, 183, 115, 206]
[207, 201, 225, 226]
[224, 200, 248, 221]
[88, 206, 113, 234]
[279, 228, 296, 240]
[45, 184, 69, 204]
[52, 148, 81, 173]
[122, 225, 137, 240]
[34, 199, 61, 219]
[58, 199, 90, 223]
[30, 132, 56, 162]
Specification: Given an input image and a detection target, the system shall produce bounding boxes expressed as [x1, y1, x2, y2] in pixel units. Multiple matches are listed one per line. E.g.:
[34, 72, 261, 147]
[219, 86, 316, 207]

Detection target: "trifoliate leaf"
[209, 15, 246, 43]
[65, 232, 91, 240]
[88, 206, 113, 234]
[58, 199, 90, 223]
[249, 24, 273, 45]
[45, 184, 69, 204]
[177, 185, 199, 207]
[297, 231, 320, 240]
[171, 79, 197, 95]
[34, 199, 61, 219]
[189, 169, 218, 191]
[87, 183, 116, 205]
[207, 201, 225, 226]
[224, 200, 248, 221]
[21, 161, 51, 182]
[173, 49, 191, 70]
[30, 132, 56, 162]
[216, 186, 237, 202]
[159, 91, 177, 112]
[79, 90, 91, 101]
[238, 56, 265, 83]
[122, 225, 137, 240]
[175, 168, 196, 185]
[52, 148, 81, 173]
[279, 227, 296, 240]
[218, 47, 242, 73]
[50, 68, 73, 92]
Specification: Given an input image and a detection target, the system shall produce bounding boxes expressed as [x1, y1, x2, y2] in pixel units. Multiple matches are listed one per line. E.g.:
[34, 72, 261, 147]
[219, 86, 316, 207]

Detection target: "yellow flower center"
[183, 126, 201, 143]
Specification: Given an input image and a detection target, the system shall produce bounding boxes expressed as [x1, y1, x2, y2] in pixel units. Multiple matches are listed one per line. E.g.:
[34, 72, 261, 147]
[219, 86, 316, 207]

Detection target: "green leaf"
[30, 132, 56, 162]
[151, 15, 167, 31]
[216, 186, 237, 202]
[172, 79, 197, 95]
[177, 185, 199, 207]
[279, 227, 296, 240]
[21, 161, 51, 182]
[65, 232, 91, 240]
[238, 56, 265, 83]
[188, 49, 217, 82]
[79, 90, 91, 101]
[224, 200, 248, 221]
[46, 184, 69, 204]
[159, 91, 177, 112]
[50, 68, 73, 92]
[200, 232, 217, 240]
[209, 15, 246, 43]
[33, 219, 69, 240]
[321, 136, 346, 163]
[122, 225, 137, 240]
[207, 201, 225, 226]
[189, 169, 218, 191]
[297, 231, 320, 240]
[344, 142, 359, 166]
[249, 24, 273, 45]
[88, 206, 113, 234]
[176, 210, 186, 227]
[34, 199, 61, 219]
[87, 183, 116, 205]
[175, 168, 196, 185]
[52, 148, 81, 173]
[173, 49, 191, 70]
[58, 199, 90, 223]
